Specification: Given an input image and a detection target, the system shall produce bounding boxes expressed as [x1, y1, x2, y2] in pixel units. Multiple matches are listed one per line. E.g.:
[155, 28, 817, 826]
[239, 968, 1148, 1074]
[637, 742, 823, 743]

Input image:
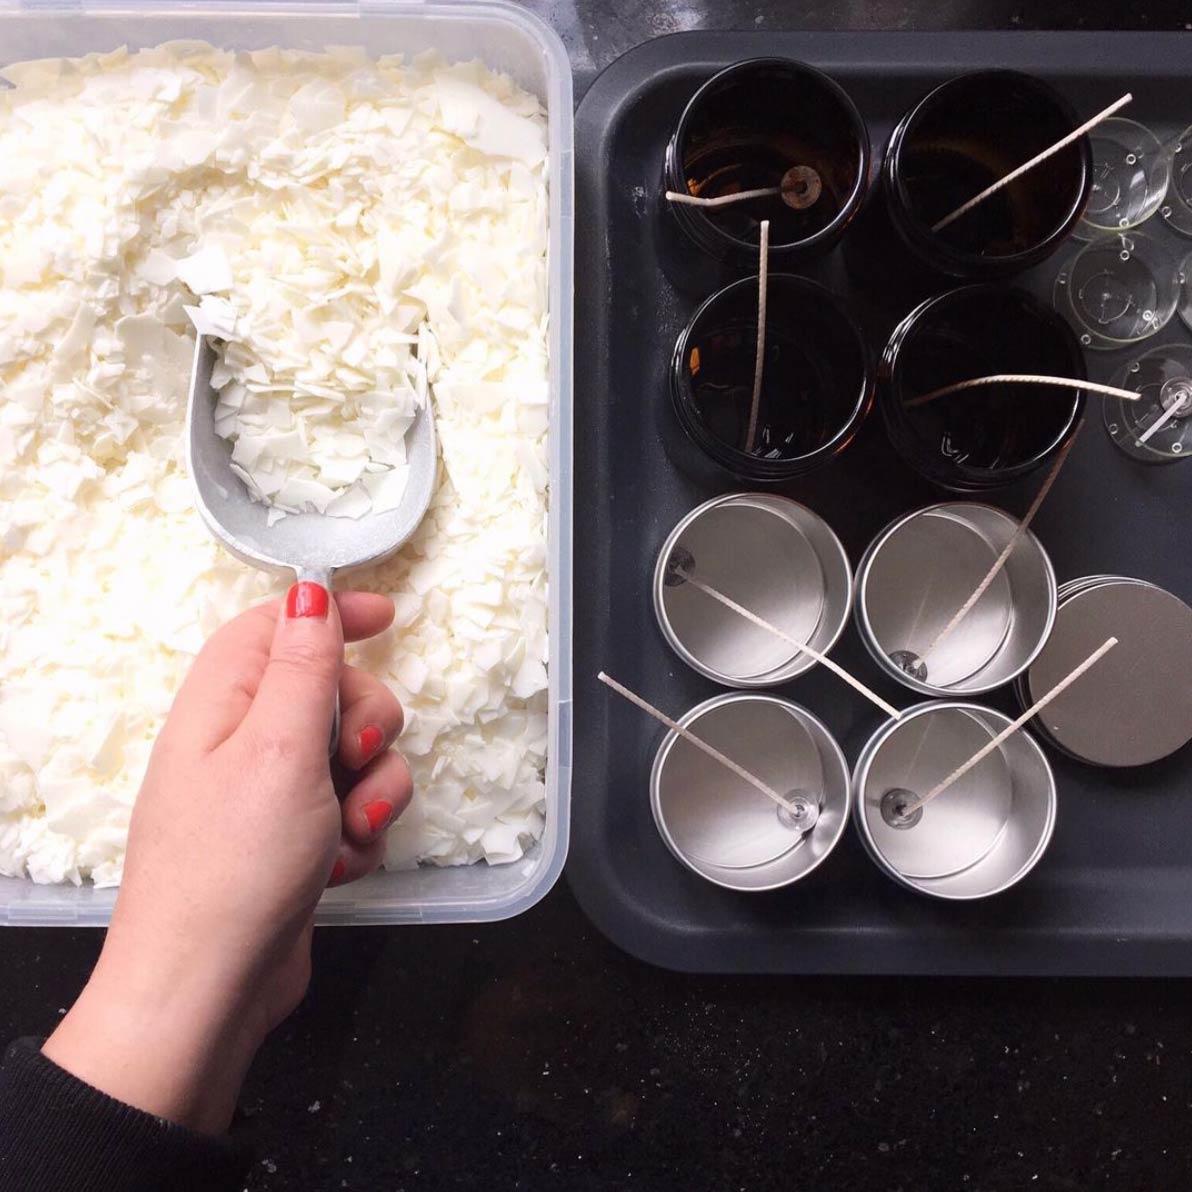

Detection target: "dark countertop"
[4, 5, 1192, 1190]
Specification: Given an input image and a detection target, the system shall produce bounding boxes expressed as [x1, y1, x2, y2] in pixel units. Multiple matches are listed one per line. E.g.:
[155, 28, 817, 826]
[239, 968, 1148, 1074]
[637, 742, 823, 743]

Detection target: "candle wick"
[901, 636, 1117, 814]
[919, 418, 1084, 664]
[682, 573, 903, 720]
[744, 220, 770, 455]
[932, 92, 1132, 234]
[596, 671, 801, 814]
[664, 186, 780, 208]
[906, 374, 1141, 407]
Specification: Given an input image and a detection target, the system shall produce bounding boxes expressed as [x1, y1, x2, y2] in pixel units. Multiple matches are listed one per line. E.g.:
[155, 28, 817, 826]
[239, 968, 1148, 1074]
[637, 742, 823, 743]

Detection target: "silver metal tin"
[650, 693, 851, 891]
[855, 502, 1057, 697]
[853, 701, 1057, 900]
[1021, 576, 1192, 767]
[653, 493, 852, 687]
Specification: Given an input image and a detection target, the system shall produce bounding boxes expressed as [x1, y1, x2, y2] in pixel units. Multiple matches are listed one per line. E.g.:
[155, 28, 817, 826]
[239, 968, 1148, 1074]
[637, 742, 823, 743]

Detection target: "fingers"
[337, 665, 404, 771]
[340, 751, 414, 848]
[327, 834, 387, 888]
[161, 601, 277, 755]
[326, 755, 412, 887]
[335, 592, 396, 644]
[164, 591, 396, 756]
[235, 581, 344, 769]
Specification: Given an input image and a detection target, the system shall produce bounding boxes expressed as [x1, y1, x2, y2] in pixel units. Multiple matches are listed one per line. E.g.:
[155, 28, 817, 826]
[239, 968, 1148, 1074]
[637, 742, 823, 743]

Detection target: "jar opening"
[673, 59, 867, 252]
[892, 72, 1089, 265]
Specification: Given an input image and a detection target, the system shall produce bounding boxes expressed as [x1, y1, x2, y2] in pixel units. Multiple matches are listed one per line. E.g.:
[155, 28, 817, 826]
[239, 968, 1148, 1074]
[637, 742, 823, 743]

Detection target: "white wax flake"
[0, 43, 550, 884]
[175, 246, 233, 295]
[433, 74, 547, 165]
[185, 296, 237, 338]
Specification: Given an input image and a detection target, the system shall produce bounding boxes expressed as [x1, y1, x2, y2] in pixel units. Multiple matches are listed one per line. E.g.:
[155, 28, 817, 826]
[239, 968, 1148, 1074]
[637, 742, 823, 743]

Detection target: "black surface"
[571, 31, 1192, 975]
[5, 889, 1192, 1191]
[4, 5, 1192, 1190]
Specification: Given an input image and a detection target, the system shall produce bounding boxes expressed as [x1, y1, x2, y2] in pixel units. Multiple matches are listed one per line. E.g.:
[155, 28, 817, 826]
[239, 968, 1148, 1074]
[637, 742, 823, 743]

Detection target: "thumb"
[240, 581, 343, 762]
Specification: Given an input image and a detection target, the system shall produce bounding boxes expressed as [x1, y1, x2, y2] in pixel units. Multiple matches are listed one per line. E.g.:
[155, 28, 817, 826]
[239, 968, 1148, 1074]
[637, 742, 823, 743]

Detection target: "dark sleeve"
[0, 1038, 250, 1192]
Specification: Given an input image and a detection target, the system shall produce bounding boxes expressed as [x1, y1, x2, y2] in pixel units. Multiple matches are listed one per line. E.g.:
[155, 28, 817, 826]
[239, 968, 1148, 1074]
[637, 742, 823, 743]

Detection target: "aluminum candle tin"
[1015, 576, 1192, 766]
[650, 693, 851, 891]
[853, 701, 1057, 900]
[855, 503, 1057, 697]
[654, 493, 852, 687]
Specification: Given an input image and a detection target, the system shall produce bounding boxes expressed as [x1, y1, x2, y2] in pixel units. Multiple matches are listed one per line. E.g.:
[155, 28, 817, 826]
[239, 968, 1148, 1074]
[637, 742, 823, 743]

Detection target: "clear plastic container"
[0, 0, 574, 925]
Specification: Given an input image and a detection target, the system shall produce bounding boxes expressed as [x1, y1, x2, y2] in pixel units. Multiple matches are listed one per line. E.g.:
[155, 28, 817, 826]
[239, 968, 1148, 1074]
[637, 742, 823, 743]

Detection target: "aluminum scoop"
[186, 334, 438, 745]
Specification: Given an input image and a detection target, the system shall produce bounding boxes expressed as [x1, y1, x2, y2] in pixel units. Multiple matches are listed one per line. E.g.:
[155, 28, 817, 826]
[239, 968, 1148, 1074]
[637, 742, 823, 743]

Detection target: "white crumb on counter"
[0, 42, 550, 886]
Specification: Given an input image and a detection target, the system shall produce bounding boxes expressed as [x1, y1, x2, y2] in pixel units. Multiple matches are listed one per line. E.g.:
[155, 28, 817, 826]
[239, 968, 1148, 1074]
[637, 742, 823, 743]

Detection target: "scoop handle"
[294, 566, 339, 757]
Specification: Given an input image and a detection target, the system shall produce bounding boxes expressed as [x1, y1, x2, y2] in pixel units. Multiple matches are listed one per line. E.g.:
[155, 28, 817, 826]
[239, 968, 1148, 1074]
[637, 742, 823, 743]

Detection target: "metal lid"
[1025, 579, 1192, 766]
[1057, 574, 1137, 600]
[650, 693, 850, 891]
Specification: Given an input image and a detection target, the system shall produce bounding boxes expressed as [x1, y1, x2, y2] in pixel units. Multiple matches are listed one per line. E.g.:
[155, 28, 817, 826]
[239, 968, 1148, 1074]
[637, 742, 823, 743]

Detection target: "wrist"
[43, 945, 264, 1134]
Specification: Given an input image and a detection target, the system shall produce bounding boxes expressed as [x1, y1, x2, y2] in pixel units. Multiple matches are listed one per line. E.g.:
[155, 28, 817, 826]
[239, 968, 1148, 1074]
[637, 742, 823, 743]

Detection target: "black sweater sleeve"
[0, 1038, 250, 1192]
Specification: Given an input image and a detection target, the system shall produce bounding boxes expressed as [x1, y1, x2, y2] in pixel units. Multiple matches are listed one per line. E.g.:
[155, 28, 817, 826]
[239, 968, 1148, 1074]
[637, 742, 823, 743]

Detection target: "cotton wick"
[665, 165, 822, 211]
[900, 636, 1117, 815]
[744, 219, 770, 454]
[596, 672, 805, 816]
[932, 92, 1133, 234]
[665, 187, 780, 208]
[920, 418, 1084, 663]
[681, 574, 903, 720]
[905, 374, 1141, 408]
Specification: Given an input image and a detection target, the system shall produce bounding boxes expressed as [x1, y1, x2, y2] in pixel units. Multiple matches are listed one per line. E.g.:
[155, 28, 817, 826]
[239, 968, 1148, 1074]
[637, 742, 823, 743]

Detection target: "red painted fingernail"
[328, 858, 346, 887]
[363, 800, 393, 835]
[358, 725, 384, 761]
[286, 582, 329, 621]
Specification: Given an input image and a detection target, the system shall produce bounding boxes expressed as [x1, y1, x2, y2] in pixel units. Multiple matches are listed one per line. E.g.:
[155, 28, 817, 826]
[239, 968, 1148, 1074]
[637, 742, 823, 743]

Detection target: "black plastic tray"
[567, 32, 1192, 976]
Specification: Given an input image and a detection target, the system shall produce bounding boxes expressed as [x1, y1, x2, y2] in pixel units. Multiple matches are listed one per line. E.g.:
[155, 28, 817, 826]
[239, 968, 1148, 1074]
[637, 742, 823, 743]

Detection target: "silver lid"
[853, 702, 1056, 900]
[653, 493, 852, 687]
[650, 693, 850, 891]
[855, 503, 1057, 696]
[1057, 574, 1141, 600]
[1024, 578, 1192, 766]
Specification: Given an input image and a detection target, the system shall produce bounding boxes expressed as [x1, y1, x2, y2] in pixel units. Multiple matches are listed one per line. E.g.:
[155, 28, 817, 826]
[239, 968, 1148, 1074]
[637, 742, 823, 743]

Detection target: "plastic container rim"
[0, 0, 575, 928]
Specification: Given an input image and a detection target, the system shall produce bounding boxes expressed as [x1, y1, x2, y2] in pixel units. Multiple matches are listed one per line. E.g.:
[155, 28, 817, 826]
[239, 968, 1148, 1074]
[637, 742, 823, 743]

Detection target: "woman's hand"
[43, 583, 413, 1134]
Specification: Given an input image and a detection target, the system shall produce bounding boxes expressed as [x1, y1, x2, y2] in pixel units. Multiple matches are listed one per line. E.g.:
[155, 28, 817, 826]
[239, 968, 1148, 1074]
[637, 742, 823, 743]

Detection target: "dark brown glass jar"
[671, 274, 873, 483]
[880, 284, 1087, 492]
[873, 71, 1092, 282]
[662, 58, 870, 273]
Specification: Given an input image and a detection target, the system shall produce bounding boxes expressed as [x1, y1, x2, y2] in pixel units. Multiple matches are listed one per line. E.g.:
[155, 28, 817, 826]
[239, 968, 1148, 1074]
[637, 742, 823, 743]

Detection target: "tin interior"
[656, 494, 851, 686]
[651, 694, 850, 891]
[855, 704, 1056, 899]
[858, 503, 1055, 695]
[745, 495, 853, 683]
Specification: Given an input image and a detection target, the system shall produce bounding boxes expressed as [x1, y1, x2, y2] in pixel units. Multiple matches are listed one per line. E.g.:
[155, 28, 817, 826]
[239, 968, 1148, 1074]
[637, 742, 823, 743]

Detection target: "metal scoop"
[186, 334, 438, 746]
